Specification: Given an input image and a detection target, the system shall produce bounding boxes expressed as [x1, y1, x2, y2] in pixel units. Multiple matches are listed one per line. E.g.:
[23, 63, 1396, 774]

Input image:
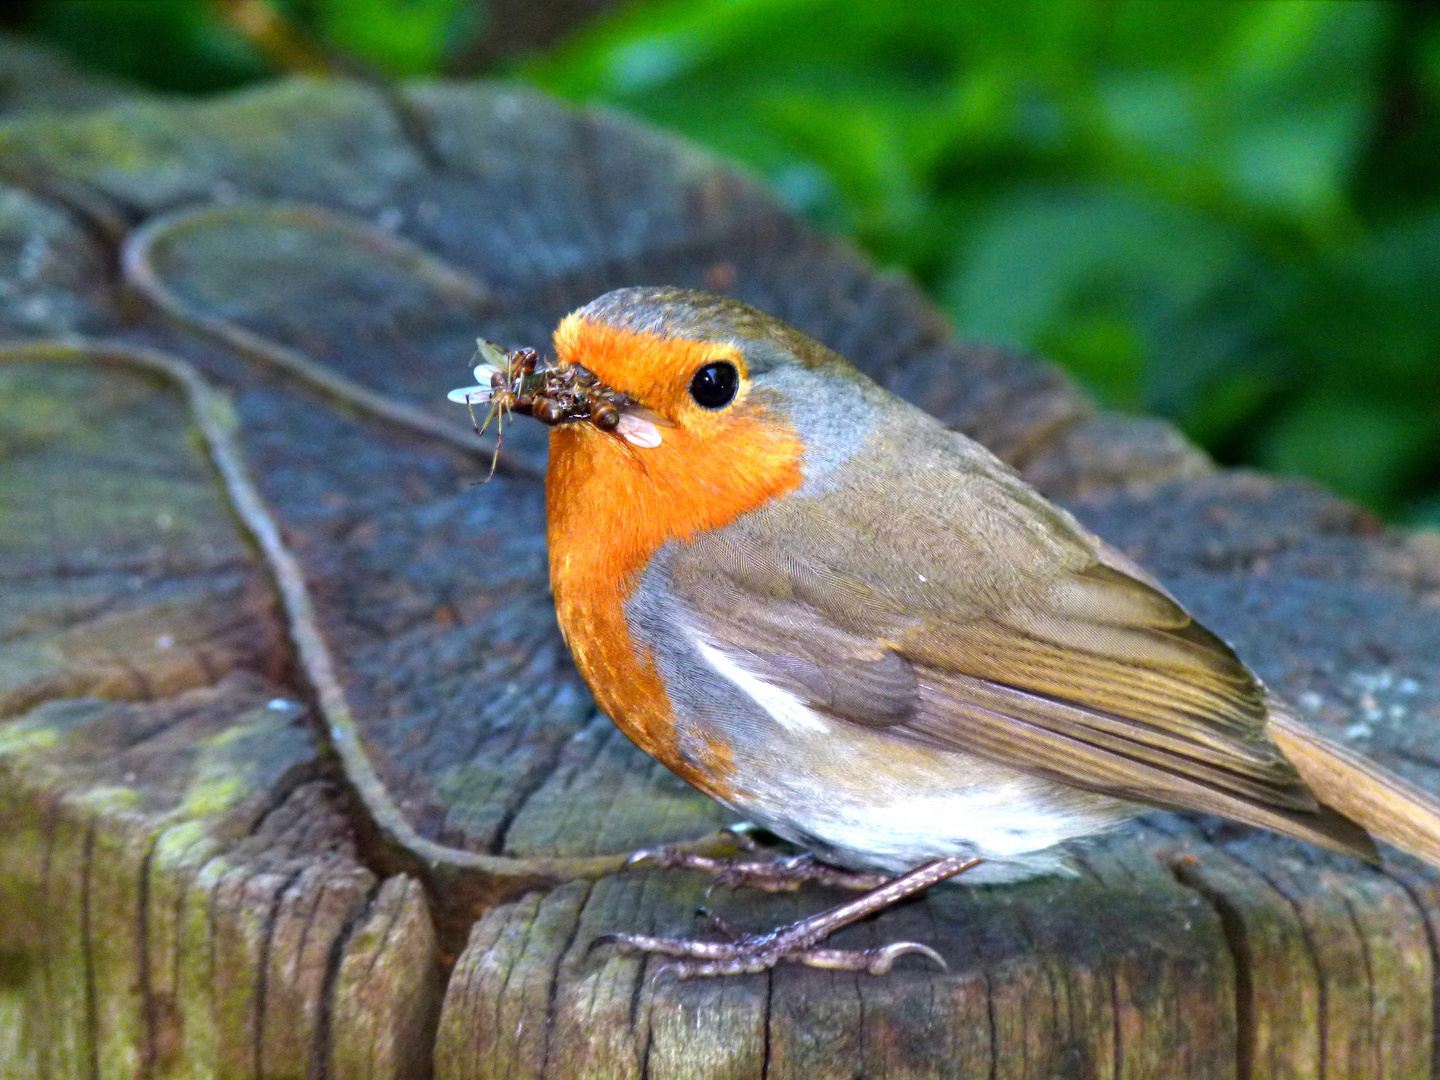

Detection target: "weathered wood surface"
[1, 67, 1439, 1079]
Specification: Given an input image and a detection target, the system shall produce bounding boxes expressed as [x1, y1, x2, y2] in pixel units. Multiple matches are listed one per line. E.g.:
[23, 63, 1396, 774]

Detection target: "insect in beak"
[446, 340, 663, 479]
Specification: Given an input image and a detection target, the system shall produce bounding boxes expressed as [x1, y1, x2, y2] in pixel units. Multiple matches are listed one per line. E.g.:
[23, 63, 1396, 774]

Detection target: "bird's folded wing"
[897, 562, 1316, 811]
[664, 472, 1381, 860]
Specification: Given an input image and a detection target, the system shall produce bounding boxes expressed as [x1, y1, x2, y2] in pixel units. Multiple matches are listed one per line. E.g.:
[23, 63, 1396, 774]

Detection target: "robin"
[449, 286, 1440, 977]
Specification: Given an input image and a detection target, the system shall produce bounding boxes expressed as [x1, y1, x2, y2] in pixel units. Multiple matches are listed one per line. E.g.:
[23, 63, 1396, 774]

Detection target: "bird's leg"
[627, 846, 892, 893]
[595, 855, 980, 977]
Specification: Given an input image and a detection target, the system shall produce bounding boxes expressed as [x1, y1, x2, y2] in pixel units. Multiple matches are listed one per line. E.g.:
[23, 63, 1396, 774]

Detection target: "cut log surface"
[1, 69, 1439, 1080]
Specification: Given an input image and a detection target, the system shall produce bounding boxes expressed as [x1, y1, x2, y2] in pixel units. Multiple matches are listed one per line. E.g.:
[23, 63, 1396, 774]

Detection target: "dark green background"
[7, 0, 1439, 525]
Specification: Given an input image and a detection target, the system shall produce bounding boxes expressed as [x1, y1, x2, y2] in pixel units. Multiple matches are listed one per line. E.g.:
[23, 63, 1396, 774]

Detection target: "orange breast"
[546, 393, 803, 797]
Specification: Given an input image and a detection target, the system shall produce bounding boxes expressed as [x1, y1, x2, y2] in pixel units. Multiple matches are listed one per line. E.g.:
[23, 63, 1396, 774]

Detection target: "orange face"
[544, 314, 804, 791]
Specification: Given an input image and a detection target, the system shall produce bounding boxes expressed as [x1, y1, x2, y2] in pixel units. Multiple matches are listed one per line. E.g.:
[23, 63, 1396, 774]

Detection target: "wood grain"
[1, 67, 1438, 1078]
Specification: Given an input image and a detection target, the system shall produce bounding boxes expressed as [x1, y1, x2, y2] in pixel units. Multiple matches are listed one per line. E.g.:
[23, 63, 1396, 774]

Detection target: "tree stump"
[2, 70, 1439, 1080]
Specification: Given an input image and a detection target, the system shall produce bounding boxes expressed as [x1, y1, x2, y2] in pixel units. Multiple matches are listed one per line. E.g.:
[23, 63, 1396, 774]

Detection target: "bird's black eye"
[689, 361, 739, 409]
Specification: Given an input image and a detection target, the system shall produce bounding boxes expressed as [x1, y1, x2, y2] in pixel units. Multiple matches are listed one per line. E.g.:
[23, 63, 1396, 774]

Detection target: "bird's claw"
[623, 824, 762, 870]
[596, 929, 947, 978]
[708, 854, 891, 894]
[625, 847, 890, 894]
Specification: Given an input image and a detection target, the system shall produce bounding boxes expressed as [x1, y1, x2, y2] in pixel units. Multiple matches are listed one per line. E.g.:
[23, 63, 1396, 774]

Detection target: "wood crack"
[79, 817, 100, 1080]
[0, 156, 137, 281]
[135, 827, 162, 1080]
[313, 878, 384, 1080]
[1240, 856, 1330, 1080]
[761, 968, 774, 1080]
[634, 962, 653, 1080]
[1337, 889, 1381, 1078]
[1110, 966, 1122, 1080]
[539, 879, 593, 1080]
[1170, 855, 1258, 1080]
[0, 558, 252, 588]
[488, 719, 594, 857]
[34, 794, 61, 1074]
[252, 864, 309, 1080]
[242, 758, 328, 841]
[1382, 865, 1440, 1080]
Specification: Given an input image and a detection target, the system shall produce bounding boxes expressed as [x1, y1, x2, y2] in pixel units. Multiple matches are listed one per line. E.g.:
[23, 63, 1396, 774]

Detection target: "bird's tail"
[1269, 704, 1440, 870]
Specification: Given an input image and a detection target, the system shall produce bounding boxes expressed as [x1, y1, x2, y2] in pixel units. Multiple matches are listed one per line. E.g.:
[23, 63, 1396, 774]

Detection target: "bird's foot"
[626, 846, 891, 893]
[595, 855, 981, 978]
[598, 924, 945, 977]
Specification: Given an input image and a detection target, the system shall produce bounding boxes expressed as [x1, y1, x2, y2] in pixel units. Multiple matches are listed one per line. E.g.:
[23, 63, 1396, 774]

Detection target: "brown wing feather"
[894, 561, 1314, 808]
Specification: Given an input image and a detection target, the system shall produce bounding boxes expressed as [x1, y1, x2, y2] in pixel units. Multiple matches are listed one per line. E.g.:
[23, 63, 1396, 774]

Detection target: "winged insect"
[447, 339, 633, 479]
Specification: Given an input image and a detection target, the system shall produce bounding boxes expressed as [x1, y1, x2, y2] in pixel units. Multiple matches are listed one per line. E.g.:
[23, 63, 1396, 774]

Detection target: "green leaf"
[1215, 0, 1390, 222]
[314, 0, 472, 76]
[944, 188, 1239, 346]
[1404, 496, 1440, 530]
[1257, 398, 1434, 510]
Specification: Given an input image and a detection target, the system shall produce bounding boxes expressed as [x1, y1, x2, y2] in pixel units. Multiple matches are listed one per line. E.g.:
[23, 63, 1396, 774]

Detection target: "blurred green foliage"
[8, 0, 1440, 523]
[16, 0, 271, 91]
[530, 0, 1440, 523]
[10, 0, 476, 87]
[310, 0, 475, 76]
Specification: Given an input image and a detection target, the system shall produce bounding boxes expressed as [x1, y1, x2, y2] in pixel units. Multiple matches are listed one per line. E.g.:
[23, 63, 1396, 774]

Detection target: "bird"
[450, 286, 1440, 977]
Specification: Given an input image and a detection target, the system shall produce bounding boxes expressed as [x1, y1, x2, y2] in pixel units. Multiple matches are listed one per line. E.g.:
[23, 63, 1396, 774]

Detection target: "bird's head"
[540, 287, 876, 549]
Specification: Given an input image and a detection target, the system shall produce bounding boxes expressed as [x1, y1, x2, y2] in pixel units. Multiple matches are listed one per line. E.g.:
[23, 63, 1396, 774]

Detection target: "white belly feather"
[691, 634, 1135, 880]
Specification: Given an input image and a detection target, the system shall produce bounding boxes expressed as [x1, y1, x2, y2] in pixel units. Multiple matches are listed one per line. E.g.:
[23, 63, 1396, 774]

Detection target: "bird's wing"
[665, 443, 1375, 859]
